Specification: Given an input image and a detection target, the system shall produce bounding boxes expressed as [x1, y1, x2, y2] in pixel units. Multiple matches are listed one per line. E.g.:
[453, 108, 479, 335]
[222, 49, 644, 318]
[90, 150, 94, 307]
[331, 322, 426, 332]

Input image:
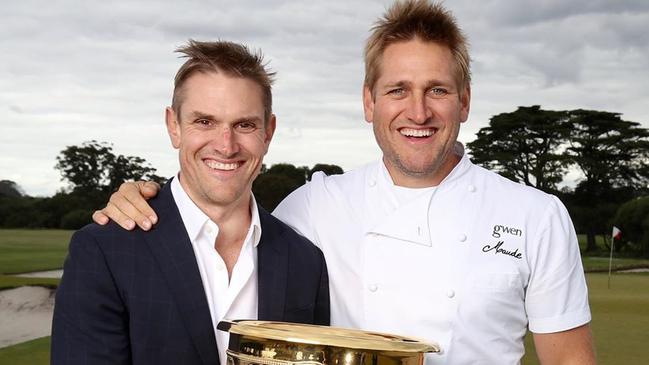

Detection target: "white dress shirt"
[274, 149, 590, 365]
[171, 177, 261, 365]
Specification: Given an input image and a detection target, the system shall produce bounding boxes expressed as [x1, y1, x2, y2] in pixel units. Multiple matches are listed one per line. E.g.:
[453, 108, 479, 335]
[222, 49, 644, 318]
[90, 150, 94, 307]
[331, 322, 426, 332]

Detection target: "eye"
[387, 88, 405, 96]
[194, 119, 213, 127]
[429, 87, 449, 96]
[234, 120, 258, 133]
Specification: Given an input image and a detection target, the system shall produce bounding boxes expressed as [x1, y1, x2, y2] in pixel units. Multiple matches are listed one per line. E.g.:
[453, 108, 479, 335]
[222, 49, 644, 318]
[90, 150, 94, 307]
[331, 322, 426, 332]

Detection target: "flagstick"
[607, 234, 615, 289]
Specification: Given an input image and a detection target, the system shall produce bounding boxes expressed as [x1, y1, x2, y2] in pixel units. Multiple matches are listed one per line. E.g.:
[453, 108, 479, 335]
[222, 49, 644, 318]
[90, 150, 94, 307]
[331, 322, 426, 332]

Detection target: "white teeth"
[205, 160, 239, 170]
[400, 128, 434, 137]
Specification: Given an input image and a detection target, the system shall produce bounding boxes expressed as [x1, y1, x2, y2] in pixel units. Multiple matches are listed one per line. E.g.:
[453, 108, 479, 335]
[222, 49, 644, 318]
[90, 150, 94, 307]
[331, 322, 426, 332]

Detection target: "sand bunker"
[0, 286, 55, 348]
[14, 269, 63, 278]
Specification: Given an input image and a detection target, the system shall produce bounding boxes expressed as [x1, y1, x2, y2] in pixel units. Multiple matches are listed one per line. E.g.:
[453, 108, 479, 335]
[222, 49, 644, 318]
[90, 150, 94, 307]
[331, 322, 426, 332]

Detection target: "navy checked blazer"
[51, 181, 330, 365]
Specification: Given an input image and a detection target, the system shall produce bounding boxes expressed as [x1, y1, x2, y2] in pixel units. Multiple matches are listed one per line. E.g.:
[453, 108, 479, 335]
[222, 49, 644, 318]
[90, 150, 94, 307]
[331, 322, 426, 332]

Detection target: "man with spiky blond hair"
[94, 1, 596, 364]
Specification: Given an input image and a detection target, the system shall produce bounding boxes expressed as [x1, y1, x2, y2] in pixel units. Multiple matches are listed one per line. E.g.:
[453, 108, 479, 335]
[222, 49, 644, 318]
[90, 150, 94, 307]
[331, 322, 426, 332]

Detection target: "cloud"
[1, 0, 647, 196]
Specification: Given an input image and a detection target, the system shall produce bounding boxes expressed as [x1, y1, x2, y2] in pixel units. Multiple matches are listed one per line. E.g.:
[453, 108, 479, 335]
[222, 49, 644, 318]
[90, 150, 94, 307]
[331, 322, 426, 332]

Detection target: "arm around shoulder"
[51, 228, 131, 365]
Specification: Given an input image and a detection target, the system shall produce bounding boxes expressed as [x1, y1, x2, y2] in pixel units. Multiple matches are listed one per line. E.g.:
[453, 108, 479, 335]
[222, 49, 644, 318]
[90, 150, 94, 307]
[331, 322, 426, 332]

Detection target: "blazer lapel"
[257, 207, 288, 320]
[142, 182, 219, 365]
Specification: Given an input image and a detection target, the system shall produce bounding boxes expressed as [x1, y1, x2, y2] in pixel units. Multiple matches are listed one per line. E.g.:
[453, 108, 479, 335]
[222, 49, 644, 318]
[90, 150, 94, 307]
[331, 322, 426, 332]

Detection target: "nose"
[214, 125, 240, 157]
[405, 92, 431, 124]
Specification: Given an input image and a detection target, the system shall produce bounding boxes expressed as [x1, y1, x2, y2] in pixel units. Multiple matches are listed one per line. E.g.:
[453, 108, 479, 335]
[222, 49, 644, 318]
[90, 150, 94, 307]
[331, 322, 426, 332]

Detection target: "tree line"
[1, 141, 166, 230]
[0, 140, 342, 230]
[467, 106, 649, 257]
[1, 106, 648, 257]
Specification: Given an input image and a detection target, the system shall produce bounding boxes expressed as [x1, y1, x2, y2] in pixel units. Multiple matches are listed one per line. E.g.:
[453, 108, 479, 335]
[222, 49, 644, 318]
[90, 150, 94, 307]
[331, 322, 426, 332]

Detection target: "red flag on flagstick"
[612, 226, 622, 240]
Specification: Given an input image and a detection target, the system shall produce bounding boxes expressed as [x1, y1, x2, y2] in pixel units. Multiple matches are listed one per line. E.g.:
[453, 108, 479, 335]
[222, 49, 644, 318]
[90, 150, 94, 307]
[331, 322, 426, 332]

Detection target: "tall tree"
[467, 106, 571, 192]
[108, 154, 166, 193]
[55, 140, 164, 196]
[55, 140, 115, 194]
[567, 110, 649, 190]
[566, 110, 649, 252]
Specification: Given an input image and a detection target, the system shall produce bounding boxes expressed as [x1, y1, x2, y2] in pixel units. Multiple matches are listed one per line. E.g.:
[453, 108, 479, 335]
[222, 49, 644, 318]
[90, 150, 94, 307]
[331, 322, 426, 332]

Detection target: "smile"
[204, 160, 241, 171]
[399, 128, 436, 138]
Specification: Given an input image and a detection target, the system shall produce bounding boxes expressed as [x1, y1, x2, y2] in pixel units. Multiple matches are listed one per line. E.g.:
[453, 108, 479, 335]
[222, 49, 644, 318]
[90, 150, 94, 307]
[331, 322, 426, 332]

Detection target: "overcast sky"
[2, 0, 648, 196]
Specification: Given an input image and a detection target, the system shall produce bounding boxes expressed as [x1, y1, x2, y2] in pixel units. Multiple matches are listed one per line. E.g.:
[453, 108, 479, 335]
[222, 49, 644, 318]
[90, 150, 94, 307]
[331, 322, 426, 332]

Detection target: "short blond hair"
[172, 40, 276, 123]
[364, 0, 470, 93]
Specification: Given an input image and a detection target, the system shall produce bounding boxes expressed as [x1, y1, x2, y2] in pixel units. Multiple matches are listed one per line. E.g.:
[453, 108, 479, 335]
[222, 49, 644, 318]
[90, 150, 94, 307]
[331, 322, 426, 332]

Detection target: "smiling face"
[166, 71, 275, 211]
[363, 38, 470, 188]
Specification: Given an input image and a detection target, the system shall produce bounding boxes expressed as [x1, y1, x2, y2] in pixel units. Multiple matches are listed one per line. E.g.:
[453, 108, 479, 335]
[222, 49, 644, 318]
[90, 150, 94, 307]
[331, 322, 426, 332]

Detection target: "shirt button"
[369, 180, 376, 187]
[459, 234, 467, 242]
[369, 284, 378, 292]
[468, 184, 476, 193]
[446, 289, 455, 298]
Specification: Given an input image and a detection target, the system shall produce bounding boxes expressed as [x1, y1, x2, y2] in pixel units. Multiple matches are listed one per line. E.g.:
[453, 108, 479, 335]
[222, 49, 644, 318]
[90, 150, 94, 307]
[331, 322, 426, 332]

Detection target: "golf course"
[1, 229, 647, 364]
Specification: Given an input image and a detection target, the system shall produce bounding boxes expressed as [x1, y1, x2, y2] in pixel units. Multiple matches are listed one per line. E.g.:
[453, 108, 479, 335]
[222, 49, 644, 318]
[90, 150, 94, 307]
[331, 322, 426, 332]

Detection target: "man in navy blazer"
[51, 40, 329, 365]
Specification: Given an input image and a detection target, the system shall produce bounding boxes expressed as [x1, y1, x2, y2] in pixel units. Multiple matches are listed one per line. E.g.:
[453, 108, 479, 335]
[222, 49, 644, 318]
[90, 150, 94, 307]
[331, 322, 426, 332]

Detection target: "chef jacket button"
[446, 289, 455, 298]
[369, 180, 376, 187]
[369, 284, 378, 292]
[459, 234, 467, 242]
[468, 184, 476, 192]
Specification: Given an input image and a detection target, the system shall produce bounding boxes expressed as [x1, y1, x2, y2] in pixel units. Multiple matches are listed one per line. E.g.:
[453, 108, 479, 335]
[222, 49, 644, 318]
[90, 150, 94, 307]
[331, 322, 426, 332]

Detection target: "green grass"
[0, 337, 50, 364]
[1, 229, 648, 364]
[522, 272, 649, 364]
[582, 256, 649, 271]
[2, 274, 645, 365]
[0, 229, 71, 274]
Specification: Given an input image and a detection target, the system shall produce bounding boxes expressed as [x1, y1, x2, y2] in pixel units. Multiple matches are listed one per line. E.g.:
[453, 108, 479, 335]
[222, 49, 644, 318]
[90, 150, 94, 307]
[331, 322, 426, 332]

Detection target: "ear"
[362, 85, 375, 124]
[459, 84, 471, 123]
[165, 107, 181, 149]
[262, 113, 277, 153]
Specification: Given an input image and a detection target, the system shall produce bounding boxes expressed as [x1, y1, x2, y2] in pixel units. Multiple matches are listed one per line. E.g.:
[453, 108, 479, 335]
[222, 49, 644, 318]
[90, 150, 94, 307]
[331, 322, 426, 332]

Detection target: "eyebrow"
[232, 116, 263, 125]
[187, 111, 217, 121]
[186, 111, 263, 124]
[382, 79, 456, 90]
[383, 80, 410, 89]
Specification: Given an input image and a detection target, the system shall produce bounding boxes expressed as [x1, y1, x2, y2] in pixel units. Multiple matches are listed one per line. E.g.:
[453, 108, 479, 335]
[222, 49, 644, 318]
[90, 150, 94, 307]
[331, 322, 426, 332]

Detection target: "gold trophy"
[217, 320, 439, 365]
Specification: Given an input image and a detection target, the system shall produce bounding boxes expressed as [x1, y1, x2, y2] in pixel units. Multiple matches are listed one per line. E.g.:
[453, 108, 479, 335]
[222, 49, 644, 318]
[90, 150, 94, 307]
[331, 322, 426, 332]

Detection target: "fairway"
[0, 337, 50, 364]
[0, 274, 646, 364]
[0, 229, 72, 274]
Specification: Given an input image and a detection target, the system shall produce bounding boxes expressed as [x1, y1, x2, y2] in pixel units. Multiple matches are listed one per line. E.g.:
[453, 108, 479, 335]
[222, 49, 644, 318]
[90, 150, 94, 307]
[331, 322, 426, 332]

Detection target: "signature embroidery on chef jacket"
[491, 224, 523, 238]
[482, 240, 523, 259]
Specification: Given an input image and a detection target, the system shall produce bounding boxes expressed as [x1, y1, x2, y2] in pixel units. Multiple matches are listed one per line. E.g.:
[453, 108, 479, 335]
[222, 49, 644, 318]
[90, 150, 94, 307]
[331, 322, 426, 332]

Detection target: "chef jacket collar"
[364, 143, 472, 246]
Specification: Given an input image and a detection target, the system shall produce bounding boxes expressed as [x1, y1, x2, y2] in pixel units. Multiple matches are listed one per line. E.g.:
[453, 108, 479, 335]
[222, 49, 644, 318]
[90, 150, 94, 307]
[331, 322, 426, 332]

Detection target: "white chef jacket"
[171, 177, 260, 365]
[273, 150, 591, 365]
